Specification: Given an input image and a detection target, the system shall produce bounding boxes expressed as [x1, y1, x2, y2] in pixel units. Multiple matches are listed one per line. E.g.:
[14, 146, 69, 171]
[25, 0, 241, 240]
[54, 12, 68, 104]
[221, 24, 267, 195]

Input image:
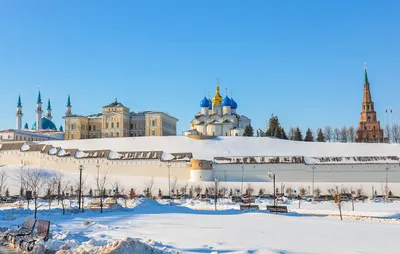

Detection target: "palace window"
[130, 124, 133, 129]
[117, 122, 120, 128]
[111, 122, 114, 128]
[116, 132, 119, 137]
[106, 123, 109, 129]
[89, 126, 91, 131]
[152, 130, 155, 135]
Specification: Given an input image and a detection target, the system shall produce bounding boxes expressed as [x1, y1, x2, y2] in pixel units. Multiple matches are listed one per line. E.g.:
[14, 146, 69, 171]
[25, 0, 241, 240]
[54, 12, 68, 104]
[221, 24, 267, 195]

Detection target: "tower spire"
[364, 62, 369, 84]
[47, 98, 51, 110]
[17, 91, 22, 107]
[16, 91, 23, 130]
[37, 89, 42, 104]
[67, 94, 71, 107]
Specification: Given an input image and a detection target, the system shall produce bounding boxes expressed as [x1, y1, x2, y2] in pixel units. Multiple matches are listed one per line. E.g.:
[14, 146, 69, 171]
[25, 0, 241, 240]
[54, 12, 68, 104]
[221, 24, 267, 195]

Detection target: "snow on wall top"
[41, 136, 400, 161]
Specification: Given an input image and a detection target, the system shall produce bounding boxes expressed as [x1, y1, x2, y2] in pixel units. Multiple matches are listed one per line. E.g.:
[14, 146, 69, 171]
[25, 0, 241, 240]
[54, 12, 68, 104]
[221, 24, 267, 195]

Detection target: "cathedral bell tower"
[355, 63, 384, 143]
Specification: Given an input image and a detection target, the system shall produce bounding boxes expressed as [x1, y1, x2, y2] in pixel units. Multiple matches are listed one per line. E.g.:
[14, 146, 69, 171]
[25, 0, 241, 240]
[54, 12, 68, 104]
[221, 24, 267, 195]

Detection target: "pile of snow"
[58, 149, 70, 157]
[49, 147, 58, 155]
[42, 136, 400, 160]
[75, 150, 89, 158]
[108, 151, 123, 159]
[21, 143, 30, 151]
[161, 152, 175, 161]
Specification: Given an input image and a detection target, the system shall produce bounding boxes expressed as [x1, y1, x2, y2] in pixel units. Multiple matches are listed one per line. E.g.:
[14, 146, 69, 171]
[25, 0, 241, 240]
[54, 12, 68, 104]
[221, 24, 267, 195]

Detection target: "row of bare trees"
[323, 126, 356, 142]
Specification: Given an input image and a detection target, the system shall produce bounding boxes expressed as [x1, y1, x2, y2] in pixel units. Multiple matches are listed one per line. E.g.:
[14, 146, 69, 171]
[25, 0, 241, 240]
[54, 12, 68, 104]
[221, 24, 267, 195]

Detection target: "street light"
[214, 177, 219, 211]
[167, 160, 171, 205]
[312, 164, 315, 197]
[78, 165, 83, 212]
[268, 172, 276, 207]
[385, 164, 389, 202]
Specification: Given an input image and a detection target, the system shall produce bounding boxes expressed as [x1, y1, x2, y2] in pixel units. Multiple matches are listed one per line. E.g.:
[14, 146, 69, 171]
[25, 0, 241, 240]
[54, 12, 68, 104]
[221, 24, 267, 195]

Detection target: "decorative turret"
[200, 89, 210, 116]
[222, 88, 232, 115]
[65, 94, 72, 116]
[35, 89, 43, 130]
[24, 123, 29, 130]
[45, 98, 53, 120]
[231, 91, 238, 114]
[16, 92, 23, 130]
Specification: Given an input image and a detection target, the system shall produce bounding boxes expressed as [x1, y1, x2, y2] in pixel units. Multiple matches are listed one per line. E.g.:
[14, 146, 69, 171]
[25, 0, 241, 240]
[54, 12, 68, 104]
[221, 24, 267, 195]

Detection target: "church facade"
[187, 85, 251, 136]
[63, 96, 178, 140]
[355, 66, 384, 143]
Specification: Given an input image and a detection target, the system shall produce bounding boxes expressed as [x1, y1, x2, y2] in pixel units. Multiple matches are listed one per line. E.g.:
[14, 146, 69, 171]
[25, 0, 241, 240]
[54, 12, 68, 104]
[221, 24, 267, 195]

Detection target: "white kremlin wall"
[1, 136, 400, 196]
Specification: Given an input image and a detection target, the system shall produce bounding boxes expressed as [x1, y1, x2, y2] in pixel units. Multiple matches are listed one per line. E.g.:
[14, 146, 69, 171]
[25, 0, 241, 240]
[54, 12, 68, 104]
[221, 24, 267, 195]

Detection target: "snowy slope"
[42, 136, 400, 160]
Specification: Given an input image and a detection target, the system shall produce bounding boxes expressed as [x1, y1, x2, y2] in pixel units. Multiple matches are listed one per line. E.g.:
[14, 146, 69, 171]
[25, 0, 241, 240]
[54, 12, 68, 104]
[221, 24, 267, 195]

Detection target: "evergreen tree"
[266, 115, 281, 137]
[5, 188, 9, 197]
[293, 127, 303, 141]
[273, 127, 282, 138]
[89, 188, 93, 197]
[281, 128, 288, 140]
[243, 124, 254, 136]
[158, 189, 162, 198]
[317, 128, 325, 142]
[59, 126, 64, 132]
[304, 128, 314, 142]
[129, 188, 135, 199]
[258, 188, 264, 196]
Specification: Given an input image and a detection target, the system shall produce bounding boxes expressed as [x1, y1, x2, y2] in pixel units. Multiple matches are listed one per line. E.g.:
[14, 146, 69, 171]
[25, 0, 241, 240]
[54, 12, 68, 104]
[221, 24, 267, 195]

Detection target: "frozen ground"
[1, 198, 400, 253]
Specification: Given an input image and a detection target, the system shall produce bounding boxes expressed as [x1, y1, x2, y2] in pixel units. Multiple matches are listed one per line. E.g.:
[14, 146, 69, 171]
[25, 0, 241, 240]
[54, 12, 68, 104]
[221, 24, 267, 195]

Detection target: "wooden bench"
[239, 204, 259, 210]
[87, 199, 101, 209]
[3, 217, 36, 244]
[19, 220, 50, 252]
[105, 199, 117, 208]
[266, 205, 288, 214]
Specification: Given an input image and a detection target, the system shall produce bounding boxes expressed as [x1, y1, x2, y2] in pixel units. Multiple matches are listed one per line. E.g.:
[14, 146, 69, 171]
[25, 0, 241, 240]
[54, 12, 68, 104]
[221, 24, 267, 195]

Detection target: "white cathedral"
[187, 85, 251, 136]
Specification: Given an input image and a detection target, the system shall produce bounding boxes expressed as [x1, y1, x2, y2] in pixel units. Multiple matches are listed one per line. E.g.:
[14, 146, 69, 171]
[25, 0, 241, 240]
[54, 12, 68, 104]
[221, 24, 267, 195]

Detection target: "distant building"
[63, 96, 178, 140]
[0, 91, 64, 142]
[355, 65, 384, 143]
[187, 83, 251, 136]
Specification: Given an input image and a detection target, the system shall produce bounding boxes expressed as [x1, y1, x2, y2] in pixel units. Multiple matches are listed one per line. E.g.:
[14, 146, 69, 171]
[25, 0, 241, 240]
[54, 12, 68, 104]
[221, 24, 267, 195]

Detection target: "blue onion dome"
[31, 118, 57, 130]
[208, 99, 212, 110]
[222, 96, 232, 107]
[200, 97, 210, 108]
[231, 98, 238, 109]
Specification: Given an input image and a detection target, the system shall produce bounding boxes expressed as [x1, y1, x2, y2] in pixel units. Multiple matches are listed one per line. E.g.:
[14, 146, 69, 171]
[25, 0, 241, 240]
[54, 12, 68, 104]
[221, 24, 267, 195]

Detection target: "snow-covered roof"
[41, 136, 400, 161]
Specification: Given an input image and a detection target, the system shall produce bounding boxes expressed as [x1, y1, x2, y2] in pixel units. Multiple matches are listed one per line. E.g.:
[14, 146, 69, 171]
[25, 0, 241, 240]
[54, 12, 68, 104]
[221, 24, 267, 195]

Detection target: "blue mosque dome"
[31, 118, 57, 130]
[222, 96, 232, 107]
[200, 97, 210, 108]
[231, 98, 238, 109]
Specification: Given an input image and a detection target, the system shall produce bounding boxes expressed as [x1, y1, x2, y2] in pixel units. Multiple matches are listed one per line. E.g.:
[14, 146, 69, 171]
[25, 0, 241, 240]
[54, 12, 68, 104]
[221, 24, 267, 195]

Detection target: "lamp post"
[78, 165, 83, 212]
[312, 164, 315, 197]
[268, 172, 276, 207]
[385, 164, 389, 202]
[241, 163, 244, 196]
[214, 177, 219, 211]
[167, 160, 171, 205]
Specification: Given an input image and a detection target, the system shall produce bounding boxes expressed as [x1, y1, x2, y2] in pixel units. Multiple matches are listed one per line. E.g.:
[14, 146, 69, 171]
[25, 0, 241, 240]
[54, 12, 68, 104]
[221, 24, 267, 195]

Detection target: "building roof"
[103, 98, 125, 108]
[32, 118, 57, 131]
[0, 129, 63, 140]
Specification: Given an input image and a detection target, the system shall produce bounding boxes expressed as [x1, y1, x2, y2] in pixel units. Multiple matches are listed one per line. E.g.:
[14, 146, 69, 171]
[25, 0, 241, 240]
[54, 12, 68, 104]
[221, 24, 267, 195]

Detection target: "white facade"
[189, 85, 251, 136]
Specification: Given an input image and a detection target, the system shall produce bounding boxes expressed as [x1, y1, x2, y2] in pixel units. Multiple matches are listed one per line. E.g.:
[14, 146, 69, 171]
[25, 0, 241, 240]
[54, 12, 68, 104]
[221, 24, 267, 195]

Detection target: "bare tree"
[347, 126, 356, 142]
[144, 177, 155, 198]
[0, 168, 8, 200]
[331, 187, 344, 220]
[392, 124, 400, 143]
[334, 128, 340, 142]
[46, 177, 57, 209]
[299, 187, 307, 197]
[112, 180, 122, 198]
[288, 127, 296, 140]
[314, 187, 321, 197]
[323, 126, 333, 142]
[21, 168, 48, 219]
[53, 172, 71, 215]
[194, 185, 202, 198]
[245, 184, 254, 196]
[171, 177, 178, 196]
[340, 126, 348, 143]
[95, 167, 109, 213]
[384, 124, 391, 142]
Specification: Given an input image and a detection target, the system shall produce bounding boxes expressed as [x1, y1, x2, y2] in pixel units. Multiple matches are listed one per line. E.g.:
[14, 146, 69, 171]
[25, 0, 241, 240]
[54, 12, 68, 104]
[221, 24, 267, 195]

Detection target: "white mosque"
[187, 85, 251, 136]
[0, 91, 63, 142]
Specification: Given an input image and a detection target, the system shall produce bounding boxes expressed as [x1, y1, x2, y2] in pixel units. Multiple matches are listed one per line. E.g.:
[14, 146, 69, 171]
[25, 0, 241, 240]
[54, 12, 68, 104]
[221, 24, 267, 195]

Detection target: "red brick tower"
[355, 64, 384, 143]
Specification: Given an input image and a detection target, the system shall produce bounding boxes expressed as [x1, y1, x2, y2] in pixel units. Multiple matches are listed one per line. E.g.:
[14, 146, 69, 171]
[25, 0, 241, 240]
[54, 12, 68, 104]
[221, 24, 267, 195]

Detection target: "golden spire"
[212, 85, 223, 105]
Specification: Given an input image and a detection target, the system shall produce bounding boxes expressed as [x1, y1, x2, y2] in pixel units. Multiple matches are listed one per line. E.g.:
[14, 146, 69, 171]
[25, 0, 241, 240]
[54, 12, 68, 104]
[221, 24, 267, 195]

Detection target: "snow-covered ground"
[1, 198, 400, 253]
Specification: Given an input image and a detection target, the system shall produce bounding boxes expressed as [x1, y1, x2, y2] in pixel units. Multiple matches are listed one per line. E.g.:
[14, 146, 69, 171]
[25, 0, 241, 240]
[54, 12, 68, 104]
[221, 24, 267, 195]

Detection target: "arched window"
[117, 122, 120, 128]
[111, 122, 114, 128]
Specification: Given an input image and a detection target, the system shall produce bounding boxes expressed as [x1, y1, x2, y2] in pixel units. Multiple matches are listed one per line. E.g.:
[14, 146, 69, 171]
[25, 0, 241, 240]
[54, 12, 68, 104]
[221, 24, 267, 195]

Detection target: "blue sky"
[1, 1, 400, 134]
